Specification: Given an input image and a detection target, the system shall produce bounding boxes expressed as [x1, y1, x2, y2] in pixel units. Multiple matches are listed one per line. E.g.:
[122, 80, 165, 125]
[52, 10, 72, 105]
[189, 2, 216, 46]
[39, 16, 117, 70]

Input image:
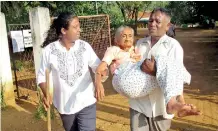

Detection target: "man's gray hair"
[114, 26, 134, 41]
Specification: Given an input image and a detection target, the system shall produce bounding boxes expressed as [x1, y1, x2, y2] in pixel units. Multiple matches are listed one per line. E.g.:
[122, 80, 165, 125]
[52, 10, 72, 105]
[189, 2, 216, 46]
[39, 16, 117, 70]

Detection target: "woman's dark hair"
[41, 12, 77, 48]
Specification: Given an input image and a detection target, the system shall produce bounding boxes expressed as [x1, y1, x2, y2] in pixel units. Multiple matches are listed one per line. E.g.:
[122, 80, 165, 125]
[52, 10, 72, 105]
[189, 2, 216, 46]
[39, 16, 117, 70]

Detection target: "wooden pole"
[46, 69, 51, 131]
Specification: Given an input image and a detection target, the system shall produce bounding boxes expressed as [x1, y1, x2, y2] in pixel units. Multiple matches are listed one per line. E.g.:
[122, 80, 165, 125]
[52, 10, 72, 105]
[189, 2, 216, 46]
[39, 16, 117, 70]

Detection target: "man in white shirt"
[130, 8, 185, 131]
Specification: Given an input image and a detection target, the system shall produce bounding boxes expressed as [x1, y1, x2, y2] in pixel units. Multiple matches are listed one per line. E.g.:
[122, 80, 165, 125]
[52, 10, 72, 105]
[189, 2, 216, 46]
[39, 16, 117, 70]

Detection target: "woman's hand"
[42, 94, 52, 111]
[95, 81, 105, 101]
[39, 83, 52, 111]
[95, 62, 108, 101]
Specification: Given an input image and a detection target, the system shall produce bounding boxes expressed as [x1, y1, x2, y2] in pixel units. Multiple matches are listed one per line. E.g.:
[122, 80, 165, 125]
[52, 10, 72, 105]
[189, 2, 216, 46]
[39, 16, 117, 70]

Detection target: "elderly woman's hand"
[140, 56, 156, 76]
[131, 54, 141, 62]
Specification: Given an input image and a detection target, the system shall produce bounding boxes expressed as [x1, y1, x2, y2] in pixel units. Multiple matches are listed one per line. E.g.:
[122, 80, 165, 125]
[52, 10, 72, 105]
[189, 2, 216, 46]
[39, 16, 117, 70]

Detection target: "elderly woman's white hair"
[114, 26, 134, 43]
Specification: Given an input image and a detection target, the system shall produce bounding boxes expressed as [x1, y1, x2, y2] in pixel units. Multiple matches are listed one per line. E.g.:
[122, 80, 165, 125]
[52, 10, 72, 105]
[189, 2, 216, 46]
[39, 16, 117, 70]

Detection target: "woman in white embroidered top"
[37, 12, 101, 131]
[95, 26, 201, 118]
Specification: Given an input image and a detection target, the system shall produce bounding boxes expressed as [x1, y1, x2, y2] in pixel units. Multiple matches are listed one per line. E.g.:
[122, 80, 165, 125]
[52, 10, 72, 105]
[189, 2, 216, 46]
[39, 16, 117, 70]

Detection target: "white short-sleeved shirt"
[37, 39, 101, 114]
[130, 34, 184, 119]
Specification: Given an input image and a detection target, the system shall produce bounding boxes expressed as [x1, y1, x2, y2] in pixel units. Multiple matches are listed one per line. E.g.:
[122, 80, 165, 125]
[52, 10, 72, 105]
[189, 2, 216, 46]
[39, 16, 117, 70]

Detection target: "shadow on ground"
[2, 99, 64, 131]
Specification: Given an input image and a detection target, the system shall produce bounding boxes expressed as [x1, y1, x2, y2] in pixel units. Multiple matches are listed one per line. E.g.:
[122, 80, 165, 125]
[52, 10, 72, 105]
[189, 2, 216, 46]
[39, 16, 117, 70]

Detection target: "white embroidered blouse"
[37, 39, 101, 114]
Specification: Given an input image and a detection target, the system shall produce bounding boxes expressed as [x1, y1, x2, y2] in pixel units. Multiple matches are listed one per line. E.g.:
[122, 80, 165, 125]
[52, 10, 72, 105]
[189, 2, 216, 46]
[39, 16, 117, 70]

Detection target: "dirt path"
[2, 28, 218, 131]
[169, 28, 218, 131]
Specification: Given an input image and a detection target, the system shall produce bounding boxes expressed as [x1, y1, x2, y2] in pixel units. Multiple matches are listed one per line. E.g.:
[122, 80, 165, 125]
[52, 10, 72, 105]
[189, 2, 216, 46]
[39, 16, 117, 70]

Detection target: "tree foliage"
[166, 2, 196, 24]
[166, 1, 218, 24]
[115, 1, 152, 35]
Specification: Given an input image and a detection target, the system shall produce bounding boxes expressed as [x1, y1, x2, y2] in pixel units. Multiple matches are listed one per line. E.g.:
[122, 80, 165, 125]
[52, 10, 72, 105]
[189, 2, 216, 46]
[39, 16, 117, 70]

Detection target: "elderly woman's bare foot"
[177, 104, 201, 117]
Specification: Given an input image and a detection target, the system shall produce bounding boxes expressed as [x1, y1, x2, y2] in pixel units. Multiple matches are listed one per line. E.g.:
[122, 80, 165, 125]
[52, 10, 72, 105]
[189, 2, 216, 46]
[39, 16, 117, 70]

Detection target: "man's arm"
[140, 39, 184, 76]
[135, 38, 157, 76]
[169, 40, 184, 63]
[169, 40, 185, 104]
[140, 55, 156, 76]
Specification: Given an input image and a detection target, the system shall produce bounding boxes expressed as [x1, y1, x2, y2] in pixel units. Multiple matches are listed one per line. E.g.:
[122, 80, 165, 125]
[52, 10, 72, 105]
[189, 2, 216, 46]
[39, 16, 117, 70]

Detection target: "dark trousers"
[60, 104, 96, 131]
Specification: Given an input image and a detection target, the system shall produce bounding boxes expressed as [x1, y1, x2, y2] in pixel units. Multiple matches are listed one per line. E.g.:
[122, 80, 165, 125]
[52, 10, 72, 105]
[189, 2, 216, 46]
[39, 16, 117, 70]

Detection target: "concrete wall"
[29, 7, 51, 77]
[0, 12, 15, 105]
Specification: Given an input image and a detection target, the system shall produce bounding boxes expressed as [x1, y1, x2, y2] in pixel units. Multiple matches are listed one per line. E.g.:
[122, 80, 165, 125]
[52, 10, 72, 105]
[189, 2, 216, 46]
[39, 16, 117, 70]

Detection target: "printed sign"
[10, 31, 24, 53]
[23, 30, 33, 48]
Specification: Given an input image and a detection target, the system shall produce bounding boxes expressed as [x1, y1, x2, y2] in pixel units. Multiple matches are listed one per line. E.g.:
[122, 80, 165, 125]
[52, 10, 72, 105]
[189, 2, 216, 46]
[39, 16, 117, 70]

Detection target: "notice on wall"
[10, 31, 25, 53]
[23, 29, 33, 48]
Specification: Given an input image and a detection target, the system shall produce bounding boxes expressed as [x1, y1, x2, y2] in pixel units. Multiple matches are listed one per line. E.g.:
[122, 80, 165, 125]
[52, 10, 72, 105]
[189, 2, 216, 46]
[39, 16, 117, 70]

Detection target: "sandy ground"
[2, 28, 218, 131]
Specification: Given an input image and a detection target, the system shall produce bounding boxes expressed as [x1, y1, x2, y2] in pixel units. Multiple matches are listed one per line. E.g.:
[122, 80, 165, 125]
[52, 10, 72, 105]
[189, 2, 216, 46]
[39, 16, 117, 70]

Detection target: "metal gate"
[79, 15, 111, 58]
[8, 23, 36, 99]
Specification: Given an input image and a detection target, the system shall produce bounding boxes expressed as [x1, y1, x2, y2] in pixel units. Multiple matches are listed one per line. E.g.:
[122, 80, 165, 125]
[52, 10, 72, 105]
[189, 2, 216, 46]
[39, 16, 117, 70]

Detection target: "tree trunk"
[116, 2, 126, 23]
[134, 8, 138, 36]
[121, 8, 126, 23]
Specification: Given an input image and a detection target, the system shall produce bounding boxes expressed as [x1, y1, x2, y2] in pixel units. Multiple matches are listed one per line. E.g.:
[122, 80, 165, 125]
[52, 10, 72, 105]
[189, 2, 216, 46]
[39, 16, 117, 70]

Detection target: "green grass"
[1, 84, 6, 110]
[34, 90, 54, 120]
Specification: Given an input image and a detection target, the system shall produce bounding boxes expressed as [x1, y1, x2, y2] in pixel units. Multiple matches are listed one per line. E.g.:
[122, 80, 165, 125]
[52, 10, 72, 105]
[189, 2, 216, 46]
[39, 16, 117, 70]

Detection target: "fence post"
[0, 12, 15, 105]
[29, 7, 50, 78]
